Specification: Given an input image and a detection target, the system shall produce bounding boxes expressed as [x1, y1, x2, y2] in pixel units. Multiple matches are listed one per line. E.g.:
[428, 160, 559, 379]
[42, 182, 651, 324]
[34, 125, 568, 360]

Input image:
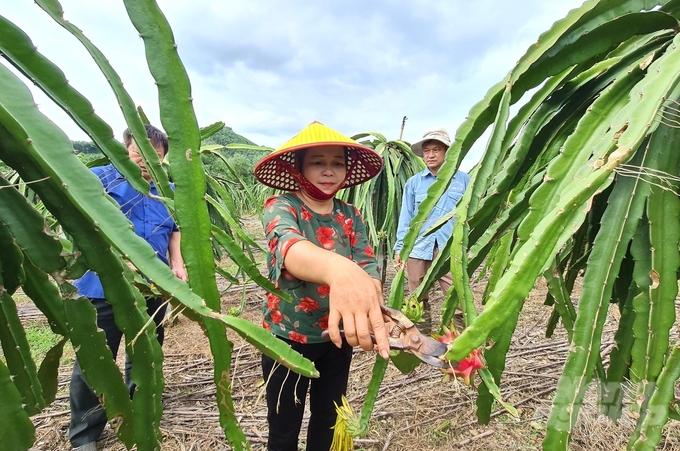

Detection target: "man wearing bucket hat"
[393, 129, 470, 333]
[254, 121, 389, 450]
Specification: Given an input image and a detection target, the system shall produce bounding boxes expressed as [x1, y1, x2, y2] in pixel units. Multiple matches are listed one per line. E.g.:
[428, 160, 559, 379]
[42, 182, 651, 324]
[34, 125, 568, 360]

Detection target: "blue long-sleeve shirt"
[73, 164, 178, 299]
[394, 168, 470, 260]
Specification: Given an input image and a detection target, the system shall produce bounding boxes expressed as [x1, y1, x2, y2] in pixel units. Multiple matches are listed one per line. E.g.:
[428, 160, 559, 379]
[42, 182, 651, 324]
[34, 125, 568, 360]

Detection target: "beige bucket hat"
[410, 129, 451, 157]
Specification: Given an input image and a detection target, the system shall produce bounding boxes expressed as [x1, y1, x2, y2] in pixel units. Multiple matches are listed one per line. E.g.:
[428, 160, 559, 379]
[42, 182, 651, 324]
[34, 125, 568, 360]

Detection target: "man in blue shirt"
[69, 125, 187, 451]
[394, 129, 470, 333]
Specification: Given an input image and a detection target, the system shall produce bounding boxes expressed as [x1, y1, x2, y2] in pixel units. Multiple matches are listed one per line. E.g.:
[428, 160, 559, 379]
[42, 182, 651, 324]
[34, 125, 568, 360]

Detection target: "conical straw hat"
[254, 121, 383, 191]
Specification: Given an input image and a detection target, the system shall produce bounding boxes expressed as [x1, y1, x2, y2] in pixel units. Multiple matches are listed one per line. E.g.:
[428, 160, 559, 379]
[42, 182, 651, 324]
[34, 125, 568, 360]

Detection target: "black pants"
[69, 297, 167, 447]
[262, 337, 353, 451]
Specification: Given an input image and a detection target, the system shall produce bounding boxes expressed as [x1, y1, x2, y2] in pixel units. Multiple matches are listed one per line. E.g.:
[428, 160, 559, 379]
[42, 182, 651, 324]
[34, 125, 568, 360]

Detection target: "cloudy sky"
[3, 0, 585, 170]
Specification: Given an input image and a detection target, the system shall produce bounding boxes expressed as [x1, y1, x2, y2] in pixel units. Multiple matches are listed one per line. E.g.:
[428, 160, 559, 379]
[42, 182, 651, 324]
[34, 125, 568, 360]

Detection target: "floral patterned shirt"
[262, 192, 380, 344]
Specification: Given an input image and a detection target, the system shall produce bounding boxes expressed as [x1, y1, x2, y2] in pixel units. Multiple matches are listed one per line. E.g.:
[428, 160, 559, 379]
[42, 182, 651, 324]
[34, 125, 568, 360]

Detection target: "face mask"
[290, 168, 347, 201]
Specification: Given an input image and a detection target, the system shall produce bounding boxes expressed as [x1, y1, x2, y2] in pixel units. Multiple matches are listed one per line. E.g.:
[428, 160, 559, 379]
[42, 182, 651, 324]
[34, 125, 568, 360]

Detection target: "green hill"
[203, 126, 258, 148]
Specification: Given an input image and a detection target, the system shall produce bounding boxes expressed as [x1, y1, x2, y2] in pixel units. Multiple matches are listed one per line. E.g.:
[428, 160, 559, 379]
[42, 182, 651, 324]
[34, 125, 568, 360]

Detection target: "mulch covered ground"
[23, 273, 680, 451]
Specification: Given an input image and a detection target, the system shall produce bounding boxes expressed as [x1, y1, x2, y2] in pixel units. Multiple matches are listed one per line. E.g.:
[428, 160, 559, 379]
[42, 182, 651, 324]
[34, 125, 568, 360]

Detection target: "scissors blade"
[415, 353, 456, 369]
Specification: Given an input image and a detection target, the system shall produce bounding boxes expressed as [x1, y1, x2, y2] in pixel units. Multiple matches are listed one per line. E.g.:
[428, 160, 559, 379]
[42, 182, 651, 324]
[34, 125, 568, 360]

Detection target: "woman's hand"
[326, 264, 389, 359]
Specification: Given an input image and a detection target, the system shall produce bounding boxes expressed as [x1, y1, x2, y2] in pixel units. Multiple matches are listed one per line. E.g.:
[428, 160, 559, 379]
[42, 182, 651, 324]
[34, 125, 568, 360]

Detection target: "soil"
[23, 257, 680, 451]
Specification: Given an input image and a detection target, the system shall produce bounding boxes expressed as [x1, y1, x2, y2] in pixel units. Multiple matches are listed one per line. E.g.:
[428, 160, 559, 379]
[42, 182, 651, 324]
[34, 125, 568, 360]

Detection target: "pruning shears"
[379, 304, 451, 369]
[323, 304, 453, 369]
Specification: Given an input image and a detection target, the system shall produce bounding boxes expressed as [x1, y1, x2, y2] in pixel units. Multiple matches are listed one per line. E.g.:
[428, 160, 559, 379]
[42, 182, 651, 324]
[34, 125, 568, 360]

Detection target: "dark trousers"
[69, 297, 167, 447]
[262, 337, 353, 451]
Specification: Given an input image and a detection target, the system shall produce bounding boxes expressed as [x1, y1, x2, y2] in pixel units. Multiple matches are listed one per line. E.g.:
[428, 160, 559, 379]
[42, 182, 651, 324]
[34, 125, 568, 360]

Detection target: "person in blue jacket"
[69, 124, 187, 451]
[393, 129, 470, 333]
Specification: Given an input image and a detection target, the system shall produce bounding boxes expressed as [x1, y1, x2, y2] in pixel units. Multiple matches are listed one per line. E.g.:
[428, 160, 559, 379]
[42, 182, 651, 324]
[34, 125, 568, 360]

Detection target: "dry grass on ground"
[22, 268, 680, 451]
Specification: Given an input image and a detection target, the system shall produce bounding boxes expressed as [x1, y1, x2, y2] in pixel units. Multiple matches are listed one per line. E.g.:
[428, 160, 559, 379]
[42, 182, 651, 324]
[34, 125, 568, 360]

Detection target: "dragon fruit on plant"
[435, 323, 485, 385]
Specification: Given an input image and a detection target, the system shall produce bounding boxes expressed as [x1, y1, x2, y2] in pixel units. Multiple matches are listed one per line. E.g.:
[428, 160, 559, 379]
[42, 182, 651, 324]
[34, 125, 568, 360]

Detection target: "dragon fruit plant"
[0, 2, 315, 450]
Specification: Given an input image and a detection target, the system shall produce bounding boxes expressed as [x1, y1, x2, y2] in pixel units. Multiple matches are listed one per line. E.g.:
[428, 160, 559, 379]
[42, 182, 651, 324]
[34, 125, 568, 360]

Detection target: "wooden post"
[399, 116, 407, 140]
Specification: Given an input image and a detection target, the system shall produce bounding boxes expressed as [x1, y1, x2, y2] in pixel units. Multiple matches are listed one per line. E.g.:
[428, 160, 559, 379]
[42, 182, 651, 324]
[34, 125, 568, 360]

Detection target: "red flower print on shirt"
[335, 212, 347, 224]
[270, 309, 283, 324]
[289, 331, 308, 344]
[264, 196, 278, 210]
[300, 205, 313, 221]
[317, 226, 335, 249]
[266, 293, 280, 310]
[266, 215, 281, 236]
[342, 218, 353, 234]
[319, 315, 329, 330]
[317, 285, 330, 297]
[288, 205, 298, 220]
[262, 318, 271, 331]
[269, 238, 277, 253]
[298, 297, 319, 313]
[364, 244, 375, 258]
[342, 219, 358, 246]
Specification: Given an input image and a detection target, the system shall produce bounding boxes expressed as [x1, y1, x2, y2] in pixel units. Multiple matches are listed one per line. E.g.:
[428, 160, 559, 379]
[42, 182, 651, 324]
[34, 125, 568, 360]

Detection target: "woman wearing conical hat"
[254, 121, 389, 450]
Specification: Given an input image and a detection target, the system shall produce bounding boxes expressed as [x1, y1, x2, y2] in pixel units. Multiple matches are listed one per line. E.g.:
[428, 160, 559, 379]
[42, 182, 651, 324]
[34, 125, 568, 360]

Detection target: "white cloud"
[2, 0, 587, 167]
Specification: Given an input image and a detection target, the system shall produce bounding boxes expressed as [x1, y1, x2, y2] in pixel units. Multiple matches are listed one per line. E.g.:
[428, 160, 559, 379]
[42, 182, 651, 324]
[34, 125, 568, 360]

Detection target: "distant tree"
[76, 152, 107, 166]
[72, 140, 101, 154]
[227, 155, 256, 185]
